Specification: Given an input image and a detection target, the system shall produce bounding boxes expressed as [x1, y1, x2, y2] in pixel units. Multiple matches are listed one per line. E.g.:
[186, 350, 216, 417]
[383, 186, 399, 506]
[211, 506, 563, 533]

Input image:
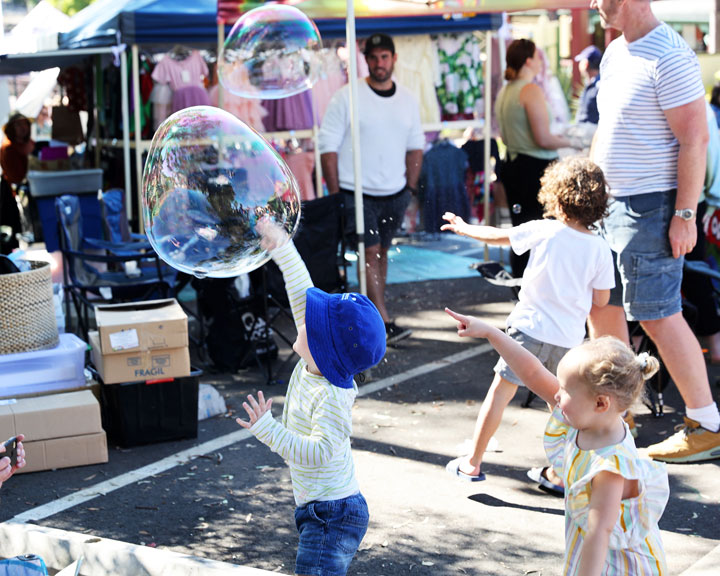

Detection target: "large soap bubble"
[219, 5, 322, 99]
[142, 106, 301, 278]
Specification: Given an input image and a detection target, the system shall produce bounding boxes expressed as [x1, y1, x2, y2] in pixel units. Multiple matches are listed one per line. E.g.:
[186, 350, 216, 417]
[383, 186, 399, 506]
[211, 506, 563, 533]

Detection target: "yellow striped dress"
[544, 407, 669, 575]
[249, 241, 360, 506]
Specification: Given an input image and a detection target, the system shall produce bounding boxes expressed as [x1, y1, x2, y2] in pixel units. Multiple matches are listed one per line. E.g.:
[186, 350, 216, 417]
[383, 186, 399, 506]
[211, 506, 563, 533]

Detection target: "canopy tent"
[58, 0, 503, 49]
[51, 0, 510, 230]
[218, 0, 589, 20]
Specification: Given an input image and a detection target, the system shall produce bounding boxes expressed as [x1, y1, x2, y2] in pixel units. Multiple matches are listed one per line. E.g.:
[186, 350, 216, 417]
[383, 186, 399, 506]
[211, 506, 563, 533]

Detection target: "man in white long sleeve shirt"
[319, 33, 425, 345]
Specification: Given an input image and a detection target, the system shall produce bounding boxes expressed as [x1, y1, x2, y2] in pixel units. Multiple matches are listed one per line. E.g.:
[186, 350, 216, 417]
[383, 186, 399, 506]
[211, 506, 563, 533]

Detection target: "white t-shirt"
[594, 23, 705, 197]
[506, 219, 615, 348]
[318, 81, 425, 196]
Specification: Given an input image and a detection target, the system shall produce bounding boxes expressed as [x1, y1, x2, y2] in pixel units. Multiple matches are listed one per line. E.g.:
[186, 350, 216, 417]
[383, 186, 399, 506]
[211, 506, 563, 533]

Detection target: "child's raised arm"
[441, 212, 511, 245]
[445, 308, 559, 404]
[257, 217, 313, 331]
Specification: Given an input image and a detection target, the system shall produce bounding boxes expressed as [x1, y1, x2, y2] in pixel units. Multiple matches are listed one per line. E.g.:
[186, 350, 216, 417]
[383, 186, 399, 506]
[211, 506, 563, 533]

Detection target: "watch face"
[677, 209, 695, 220]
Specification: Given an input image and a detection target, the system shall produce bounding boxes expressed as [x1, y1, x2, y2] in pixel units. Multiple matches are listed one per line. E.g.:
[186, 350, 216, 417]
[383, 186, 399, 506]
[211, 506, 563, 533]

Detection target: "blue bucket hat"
[305, 288, 386, 389]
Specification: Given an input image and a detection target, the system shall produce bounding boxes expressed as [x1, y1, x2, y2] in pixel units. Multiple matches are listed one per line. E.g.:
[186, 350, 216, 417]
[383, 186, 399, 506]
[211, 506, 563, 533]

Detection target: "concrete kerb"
[0, 521, 276, 575]
[678, 542, 720, 576]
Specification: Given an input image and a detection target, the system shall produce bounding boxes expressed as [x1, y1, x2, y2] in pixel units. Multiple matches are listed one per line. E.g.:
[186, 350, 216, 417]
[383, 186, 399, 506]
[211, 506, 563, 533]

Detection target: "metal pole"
[132, 44, 143, 233]
[346, 0, 367, 294]
[483, 30, 493, 261]
[120, 49, 132, 222]
[218, 20, 225, 109]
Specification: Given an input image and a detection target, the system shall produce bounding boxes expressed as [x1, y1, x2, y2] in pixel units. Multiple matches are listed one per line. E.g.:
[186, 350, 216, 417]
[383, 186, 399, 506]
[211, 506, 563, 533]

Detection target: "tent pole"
[132, 44, 143, 233]
[120, 48, 132, 223]
[217, 20, 225, 110]
[93, 55, 101, 169]
[346, 0, 366, 295]
[483, 30, 493, 262]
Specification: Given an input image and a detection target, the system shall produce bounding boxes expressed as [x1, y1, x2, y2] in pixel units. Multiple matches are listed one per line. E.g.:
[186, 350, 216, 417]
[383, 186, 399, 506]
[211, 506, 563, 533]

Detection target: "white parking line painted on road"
[358, 343, 493, 398]
[10, 343, 493, 525]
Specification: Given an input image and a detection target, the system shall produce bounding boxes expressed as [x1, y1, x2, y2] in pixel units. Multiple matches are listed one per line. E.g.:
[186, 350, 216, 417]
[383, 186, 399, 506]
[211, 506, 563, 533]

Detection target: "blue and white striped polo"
[594, 22, 705, 197]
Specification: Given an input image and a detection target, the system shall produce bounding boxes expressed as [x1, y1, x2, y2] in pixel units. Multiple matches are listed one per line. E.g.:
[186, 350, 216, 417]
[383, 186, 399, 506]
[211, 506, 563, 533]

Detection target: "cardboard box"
[89, 331, 190, 385]
[94, 299, 188, 355]
[0, 390, 103, 443]
[18, 431, 108, 473]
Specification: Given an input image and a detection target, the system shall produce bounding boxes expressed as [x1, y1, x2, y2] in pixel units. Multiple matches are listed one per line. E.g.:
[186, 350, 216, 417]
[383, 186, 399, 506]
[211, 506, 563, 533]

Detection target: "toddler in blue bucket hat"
[237, 218, 385, 576]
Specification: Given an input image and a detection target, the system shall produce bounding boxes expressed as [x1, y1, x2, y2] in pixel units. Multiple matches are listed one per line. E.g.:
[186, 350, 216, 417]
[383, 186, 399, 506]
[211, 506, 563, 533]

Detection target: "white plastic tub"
[27, 169, 103, 197]
[0, 333, 87, 398]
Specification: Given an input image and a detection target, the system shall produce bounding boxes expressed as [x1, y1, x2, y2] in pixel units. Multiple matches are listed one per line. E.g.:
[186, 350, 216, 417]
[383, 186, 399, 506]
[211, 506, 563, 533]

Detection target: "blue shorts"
[294, 493, 369, 576]
[602, 191, 683, 321]
[494, 327, 569, 387]
[342, 189, 410, 249]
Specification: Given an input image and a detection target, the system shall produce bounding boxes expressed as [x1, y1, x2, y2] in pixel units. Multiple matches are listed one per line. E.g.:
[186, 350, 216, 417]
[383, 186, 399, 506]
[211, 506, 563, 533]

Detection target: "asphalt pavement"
[1, 235, 719, 575]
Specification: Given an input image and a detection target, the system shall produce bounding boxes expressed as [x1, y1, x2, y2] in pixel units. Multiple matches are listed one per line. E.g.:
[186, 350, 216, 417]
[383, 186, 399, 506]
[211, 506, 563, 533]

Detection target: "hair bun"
[637, 352, 660, 380]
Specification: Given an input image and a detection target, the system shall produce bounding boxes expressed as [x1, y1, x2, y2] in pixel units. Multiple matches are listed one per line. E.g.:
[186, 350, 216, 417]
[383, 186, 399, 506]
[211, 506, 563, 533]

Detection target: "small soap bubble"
[219, 5, 322, 99]
[142, 106, 301, 278]
[512, 204, 522, 214]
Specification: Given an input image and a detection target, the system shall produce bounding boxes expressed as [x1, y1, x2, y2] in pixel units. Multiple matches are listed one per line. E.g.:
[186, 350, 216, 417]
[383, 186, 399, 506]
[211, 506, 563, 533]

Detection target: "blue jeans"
[602, 190, 683, 321]
[294, 493, 369, 576]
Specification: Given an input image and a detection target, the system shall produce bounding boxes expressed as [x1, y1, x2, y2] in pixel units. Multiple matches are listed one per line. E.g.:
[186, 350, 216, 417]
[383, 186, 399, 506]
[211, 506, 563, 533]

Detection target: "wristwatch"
[673, 208, 696, 221]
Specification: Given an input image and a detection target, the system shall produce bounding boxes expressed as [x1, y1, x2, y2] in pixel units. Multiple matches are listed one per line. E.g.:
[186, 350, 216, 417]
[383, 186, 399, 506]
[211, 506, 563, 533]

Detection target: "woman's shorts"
[294, 492, 369, 576]
[493, 327, 570, 387]
[602, 191, 683, 321]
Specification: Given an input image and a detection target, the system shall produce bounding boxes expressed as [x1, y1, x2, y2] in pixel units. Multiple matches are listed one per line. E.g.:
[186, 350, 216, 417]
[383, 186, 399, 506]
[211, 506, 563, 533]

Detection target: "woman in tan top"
[495, 39, 570, 277]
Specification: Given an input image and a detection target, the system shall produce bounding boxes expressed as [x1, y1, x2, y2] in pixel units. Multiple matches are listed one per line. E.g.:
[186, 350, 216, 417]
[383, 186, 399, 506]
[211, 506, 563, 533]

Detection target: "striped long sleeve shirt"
[249, 240, 360, 506]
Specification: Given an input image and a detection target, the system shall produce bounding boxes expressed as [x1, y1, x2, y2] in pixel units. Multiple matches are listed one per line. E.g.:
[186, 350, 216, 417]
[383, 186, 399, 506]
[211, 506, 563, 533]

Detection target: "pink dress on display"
[152, 50, 210, 115]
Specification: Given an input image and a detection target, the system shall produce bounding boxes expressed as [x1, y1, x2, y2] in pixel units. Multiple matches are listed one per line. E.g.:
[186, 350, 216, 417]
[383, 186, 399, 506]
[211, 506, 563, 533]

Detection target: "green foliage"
[41, 0, 98, 16]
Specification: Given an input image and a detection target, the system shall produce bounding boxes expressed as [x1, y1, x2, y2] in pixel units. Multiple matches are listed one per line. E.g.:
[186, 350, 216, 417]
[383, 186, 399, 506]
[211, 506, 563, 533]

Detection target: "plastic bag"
[0, 554, 49, 576]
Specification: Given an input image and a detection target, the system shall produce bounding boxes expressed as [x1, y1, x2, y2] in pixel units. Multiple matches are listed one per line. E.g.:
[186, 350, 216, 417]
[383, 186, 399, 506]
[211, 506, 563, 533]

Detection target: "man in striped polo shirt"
[589, 0, 720, 462]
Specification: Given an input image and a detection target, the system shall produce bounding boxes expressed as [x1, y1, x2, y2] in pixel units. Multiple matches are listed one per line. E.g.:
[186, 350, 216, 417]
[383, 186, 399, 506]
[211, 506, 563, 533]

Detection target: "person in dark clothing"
[575, 45, 602, 125]
[0, 113, 33, 254]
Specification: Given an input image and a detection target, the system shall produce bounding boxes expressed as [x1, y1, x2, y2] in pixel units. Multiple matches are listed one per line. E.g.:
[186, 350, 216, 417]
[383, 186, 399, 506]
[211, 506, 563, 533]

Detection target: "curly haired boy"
[441, 156, 616, 493]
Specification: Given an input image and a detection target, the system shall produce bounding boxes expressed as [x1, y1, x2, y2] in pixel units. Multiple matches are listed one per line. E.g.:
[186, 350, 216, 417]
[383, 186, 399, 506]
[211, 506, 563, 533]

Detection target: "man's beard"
[369, 67, 393, 83]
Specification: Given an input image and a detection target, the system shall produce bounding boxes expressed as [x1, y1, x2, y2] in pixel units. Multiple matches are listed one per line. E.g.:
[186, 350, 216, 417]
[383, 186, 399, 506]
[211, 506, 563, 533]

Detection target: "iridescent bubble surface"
[218, 5, 322, 99]
[142, 106, 301, 278]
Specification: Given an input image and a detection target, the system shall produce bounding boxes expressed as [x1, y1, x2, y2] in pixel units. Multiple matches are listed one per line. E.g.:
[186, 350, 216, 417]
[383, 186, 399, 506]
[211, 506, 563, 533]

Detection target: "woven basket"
[0, 260, 59, 355]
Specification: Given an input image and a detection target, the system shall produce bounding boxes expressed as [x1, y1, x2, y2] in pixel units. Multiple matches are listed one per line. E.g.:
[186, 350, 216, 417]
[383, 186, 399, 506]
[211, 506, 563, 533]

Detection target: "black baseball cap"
[364, 33, 395, 56]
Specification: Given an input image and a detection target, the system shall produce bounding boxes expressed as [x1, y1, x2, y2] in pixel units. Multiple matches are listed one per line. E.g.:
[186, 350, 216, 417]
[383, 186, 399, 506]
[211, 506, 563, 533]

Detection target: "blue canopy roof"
[59, 0, 501, 50]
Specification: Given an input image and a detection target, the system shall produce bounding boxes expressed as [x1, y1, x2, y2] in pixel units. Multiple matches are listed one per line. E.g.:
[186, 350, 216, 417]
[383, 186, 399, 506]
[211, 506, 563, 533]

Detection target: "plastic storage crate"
[0, 333, 87, 398]
[98, 369, 200, 448]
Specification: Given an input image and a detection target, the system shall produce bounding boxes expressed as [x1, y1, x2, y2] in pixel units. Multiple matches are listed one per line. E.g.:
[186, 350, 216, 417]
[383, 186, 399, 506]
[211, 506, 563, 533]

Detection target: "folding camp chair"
[250, 193, 348, 383]
[55, 195, 171, 339]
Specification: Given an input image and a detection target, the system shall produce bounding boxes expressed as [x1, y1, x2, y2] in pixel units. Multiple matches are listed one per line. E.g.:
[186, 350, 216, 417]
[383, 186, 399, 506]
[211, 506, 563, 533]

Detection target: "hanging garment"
[435, 34, 484, 121]
[393, 35, 441, 125]
[150, 83, 173, 131]
[152, 50, 210, 114]
[57, 67, 89, 111]
[262, 90, 314, 132]
[285, 150, 316, 201]
[419, 140, 469, 233]
[311, 48, 348, 126]
[208, 84, 267, 132]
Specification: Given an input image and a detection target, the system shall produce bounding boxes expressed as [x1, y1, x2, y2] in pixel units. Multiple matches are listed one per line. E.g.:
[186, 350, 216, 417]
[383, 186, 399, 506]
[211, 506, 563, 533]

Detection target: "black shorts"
[341, 188, 410, 249]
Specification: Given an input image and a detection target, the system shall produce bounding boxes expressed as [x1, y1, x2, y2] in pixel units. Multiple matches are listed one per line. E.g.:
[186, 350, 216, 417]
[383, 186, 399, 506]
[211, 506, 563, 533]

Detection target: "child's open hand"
[440, 212, 468, 236]
[256, 216, 289, 252]
[236, 391, 273, 429]
[445, 307, 494, 340]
